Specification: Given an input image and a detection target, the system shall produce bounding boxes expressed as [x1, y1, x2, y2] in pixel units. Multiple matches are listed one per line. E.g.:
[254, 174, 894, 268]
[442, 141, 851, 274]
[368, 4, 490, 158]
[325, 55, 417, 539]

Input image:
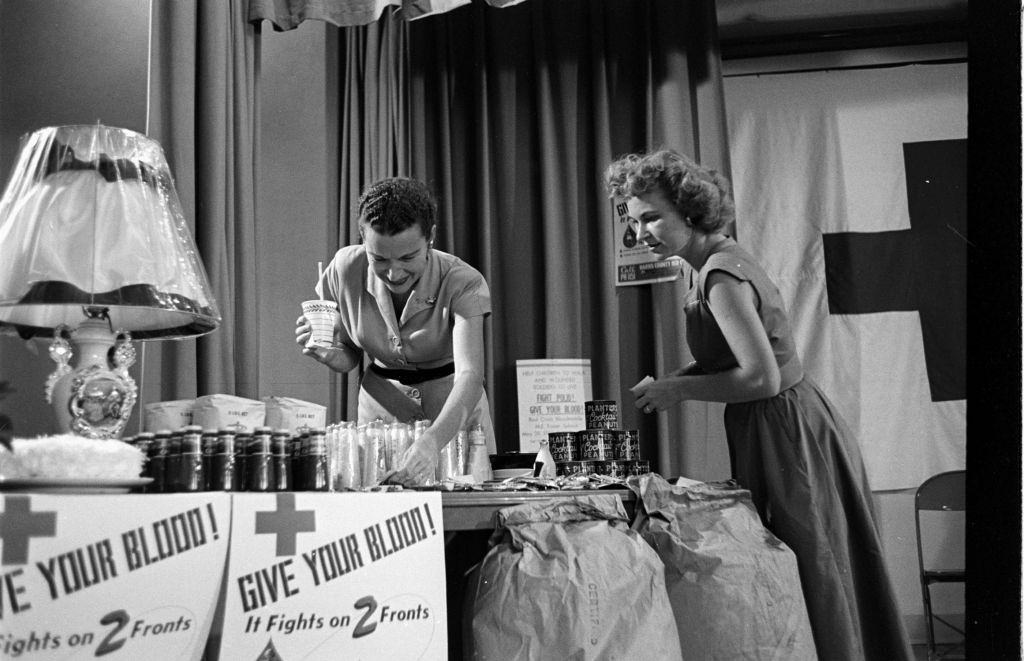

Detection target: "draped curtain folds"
[326, 0, 730, 478]
[249, 0, 526, 31]
[148, 0, 261, 400]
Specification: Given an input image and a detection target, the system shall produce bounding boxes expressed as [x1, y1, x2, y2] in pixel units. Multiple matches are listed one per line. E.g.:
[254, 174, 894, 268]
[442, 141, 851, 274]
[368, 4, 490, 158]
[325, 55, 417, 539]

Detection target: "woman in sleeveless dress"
[605, 149, 912, 661]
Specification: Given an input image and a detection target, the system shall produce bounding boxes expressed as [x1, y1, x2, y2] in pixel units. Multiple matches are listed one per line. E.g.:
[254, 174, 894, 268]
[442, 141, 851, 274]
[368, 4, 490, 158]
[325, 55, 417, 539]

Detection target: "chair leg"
[921, 581, 937, 659]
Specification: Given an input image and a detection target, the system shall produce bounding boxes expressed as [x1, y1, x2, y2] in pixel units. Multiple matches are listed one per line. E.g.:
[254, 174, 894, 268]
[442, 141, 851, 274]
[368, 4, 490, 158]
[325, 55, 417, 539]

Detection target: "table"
[440, 487, 636, 531]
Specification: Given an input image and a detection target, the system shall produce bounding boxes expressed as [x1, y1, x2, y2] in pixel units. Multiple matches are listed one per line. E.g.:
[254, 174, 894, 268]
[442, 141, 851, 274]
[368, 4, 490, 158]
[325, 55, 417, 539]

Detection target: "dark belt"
[367, 362, 455, 386]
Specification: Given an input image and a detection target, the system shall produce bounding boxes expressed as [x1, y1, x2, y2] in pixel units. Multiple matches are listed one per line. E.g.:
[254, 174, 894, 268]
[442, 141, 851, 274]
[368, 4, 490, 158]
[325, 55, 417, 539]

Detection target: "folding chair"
[914, 470, 966, 660]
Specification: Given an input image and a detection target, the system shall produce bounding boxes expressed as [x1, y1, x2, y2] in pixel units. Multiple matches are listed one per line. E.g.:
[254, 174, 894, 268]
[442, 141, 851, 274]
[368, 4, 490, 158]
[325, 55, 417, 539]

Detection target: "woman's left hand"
[390, 437, 438, 486]
[634, 377, 683, 415]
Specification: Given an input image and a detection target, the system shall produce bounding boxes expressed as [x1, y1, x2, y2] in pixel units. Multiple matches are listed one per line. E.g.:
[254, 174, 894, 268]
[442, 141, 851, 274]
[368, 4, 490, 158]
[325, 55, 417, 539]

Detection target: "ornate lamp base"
[46, 318, 138, 439]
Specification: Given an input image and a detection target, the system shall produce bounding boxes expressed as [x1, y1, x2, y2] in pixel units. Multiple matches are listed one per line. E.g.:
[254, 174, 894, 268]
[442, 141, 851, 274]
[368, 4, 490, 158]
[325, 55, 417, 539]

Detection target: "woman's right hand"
[295, 314, 355, 372]
[295, 313, 315, 349]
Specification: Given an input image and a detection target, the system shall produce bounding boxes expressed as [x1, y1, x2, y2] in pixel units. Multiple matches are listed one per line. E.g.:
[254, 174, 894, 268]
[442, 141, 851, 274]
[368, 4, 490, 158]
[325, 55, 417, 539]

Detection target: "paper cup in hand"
[301, 300, 339, 349]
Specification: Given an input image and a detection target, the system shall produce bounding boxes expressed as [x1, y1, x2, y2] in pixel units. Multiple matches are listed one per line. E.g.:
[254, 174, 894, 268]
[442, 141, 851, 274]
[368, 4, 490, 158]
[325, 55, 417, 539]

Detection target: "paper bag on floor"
[629, 474, 816, 660]
[464, 493, 682, 660]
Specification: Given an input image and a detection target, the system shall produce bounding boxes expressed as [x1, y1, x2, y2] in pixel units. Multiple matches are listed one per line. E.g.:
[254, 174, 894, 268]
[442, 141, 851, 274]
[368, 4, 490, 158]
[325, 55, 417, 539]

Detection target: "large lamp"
[0, 125, 220, 439]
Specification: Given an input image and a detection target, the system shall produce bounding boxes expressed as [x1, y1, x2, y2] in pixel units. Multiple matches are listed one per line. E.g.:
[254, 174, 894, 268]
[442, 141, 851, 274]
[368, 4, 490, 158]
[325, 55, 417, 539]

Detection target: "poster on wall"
[611, 200, 683, 286]
[217, 492, 446, 660]
[516, 359, 593, 452]
[0, 492, 230, 660]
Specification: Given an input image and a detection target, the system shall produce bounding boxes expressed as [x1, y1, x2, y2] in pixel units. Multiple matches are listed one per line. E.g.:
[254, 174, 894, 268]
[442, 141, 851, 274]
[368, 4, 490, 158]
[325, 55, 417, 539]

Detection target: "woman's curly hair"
[604, 149, 735, 233]
[358, 177, 436, 237]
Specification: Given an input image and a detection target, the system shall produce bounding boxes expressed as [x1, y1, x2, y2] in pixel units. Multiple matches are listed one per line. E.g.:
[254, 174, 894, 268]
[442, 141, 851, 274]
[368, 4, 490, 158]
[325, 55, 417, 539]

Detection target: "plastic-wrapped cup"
[301, 300, 339, 349]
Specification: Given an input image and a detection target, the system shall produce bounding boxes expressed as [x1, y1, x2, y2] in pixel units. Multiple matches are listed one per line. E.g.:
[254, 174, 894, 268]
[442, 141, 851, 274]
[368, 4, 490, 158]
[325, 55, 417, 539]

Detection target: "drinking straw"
[314, 261, 324, 299]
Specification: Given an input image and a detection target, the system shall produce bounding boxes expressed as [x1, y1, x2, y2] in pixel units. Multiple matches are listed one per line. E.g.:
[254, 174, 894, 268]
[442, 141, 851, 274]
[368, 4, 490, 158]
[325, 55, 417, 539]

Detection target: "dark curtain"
[147, 0, 262, 401]
[328, 0, 731, 477]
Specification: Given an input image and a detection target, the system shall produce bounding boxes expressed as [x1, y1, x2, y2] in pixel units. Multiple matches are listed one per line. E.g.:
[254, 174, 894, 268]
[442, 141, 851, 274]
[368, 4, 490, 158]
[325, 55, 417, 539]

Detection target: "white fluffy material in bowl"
[0, 434, 145, 480]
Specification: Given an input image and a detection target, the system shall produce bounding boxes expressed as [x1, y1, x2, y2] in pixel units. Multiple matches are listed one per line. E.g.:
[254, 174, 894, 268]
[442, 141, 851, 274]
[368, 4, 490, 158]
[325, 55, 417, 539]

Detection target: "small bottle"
[211, 428, 239, 492]
[305, 428, 329, 491]
[166, 429, 184, 493]
[272, 429, 292, 491]
[533, 439, 557, 479]
[149, 430, 171, 493]
[200, 430, 219, 490]
[467, 423, 493, 483]
[179, 425, 205, 492]
[134, 432, 155, 493]
[246, 427, 273, 492]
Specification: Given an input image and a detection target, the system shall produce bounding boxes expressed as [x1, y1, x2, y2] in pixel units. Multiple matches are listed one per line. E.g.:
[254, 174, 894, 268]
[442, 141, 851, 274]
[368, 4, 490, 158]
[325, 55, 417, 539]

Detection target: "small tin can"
[272, 429, 292, 491]
[578, 429, 615, 461]
[613, 429, 640, 460]
[305, 428, 329, 491]
[630, 459, 652, 476]
[556, 460, 593, 477]
[179, 425, 205, 492]
[585, 400, 619, 430]
[547, 431, 579, 462]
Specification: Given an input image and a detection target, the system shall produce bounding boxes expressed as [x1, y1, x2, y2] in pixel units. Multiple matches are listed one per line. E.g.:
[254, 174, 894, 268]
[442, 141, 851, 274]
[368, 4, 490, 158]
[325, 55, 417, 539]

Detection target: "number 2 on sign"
[352, 595, 377, 639]
[95, 609, 130, 656]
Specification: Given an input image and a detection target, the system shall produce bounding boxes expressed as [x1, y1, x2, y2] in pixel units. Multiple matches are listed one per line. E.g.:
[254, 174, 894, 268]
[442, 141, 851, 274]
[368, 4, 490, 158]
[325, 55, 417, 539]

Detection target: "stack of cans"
[546, 400, 651, 478]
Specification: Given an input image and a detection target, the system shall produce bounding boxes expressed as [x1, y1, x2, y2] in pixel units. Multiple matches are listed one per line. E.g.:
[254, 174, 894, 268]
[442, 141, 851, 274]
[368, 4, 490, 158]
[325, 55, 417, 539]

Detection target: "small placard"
[217, 492, 447, 660]
[611, 199, 684, 286]
[516, 359, 593, 452]
[0, 492, 229, 660]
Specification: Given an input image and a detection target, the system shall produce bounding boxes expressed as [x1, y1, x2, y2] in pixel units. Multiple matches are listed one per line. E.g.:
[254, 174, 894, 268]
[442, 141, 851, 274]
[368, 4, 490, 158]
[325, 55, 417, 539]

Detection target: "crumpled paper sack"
[628, 474, 817, 660]
[464, 494, 682, 660]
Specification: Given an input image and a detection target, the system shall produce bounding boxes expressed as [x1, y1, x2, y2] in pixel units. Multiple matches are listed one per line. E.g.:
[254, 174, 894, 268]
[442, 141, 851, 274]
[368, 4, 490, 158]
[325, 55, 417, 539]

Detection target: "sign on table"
[516, 359, 593, 452]
[0, 493, 229, 659]
[217, 492, 447, 660]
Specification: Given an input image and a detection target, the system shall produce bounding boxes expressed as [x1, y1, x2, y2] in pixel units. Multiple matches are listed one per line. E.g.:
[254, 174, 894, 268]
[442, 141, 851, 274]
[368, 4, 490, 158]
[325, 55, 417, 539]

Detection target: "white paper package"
[192, 394, 265, 433]
[143, 399, 195, 432]
[262, 396, 326, 433]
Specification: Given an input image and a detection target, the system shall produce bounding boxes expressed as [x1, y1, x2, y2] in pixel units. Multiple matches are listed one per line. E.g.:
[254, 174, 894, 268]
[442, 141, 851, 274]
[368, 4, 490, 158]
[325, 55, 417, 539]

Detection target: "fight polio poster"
[516, 359, 592, 452]
[612, 199, 683, 286]
[0, 492, 230, 660]
[218, 492, 447, 660]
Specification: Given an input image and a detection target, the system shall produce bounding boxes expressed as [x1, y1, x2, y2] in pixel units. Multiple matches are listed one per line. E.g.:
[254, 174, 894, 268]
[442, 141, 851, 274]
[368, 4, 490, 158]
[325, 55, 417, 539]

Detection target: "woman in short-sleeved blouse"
[296, 177, 495, 484]
[606, 149, 912, 661]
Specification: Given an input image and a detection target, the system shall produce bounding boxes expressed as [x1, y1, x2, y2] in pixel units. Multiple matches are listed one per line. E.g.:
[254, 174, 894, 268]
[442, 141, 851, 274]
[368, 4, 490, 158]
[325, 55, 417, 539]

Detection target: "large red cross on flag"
[725, 63, 967, 490]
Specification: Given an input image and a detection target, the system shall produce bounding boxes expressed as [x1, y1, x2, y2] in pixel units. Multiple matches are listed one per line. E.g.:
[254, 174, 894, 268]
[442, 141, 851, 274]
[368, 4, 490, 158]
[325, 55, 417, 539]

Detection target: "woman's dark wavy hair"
[358, 177, 436, 237]
[604, 149, 735, 233]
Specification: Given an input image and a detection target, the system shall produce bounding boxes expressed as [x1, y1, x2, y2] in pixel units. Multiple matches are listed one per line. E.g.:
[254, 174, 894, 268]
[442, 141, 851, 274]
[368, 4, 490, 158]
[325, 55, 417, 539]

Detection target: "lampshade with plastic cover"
[0, 125, 221, 439]
[0, 124, 220, 338]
